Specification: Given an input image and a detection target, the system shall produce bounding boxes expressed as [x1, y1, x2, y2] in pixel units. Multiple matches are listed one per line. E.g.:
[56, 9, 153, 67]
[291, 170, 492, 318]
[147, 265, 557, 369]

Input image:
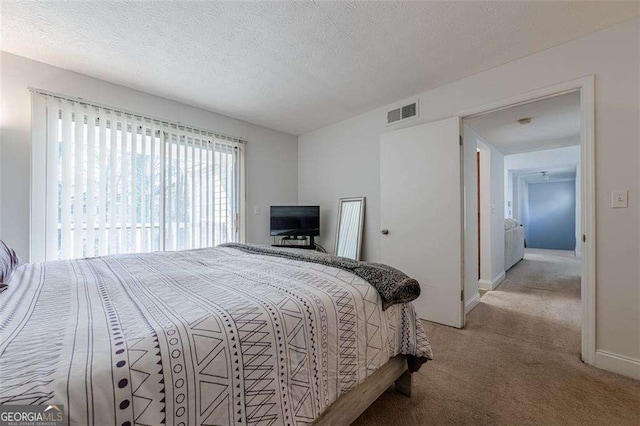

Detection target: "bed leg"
[395, 370, 412, 397]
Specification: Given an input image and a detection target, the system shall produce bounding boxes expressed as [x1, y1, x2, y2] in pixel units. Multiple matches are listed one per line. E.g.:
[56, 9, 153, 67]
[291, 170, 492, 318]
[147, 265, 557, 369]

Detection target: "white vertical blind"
[140, 121, 147, 252]
[60, 103, 73, 259]
[108, 113, 118, 255]
[86, 109, 97, 256]
[31, 91, 245, 261]
[119, 116, 128, 254]
[45, 103, 59, 258]
[98, 111, 108, 255]
[130, 119, 138, 252]
[161, 126, 240, 251]
[148, 122, 156, 253]
[73, 103, 84, 257]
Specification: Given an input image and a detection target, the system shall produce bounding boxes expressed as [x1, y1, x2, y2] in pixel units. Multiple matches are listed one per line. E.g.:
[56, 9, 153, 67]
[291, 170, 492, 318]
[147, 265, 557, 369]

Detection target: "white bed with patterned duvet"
[0, 243, 432, 425]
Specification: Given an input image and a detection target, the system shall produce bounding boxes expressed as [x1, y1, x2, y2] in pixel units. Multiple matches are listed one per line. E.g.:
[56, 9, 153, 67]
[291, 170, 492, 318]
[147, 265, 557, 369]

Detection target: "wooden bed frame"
[314, 355, 411, 425]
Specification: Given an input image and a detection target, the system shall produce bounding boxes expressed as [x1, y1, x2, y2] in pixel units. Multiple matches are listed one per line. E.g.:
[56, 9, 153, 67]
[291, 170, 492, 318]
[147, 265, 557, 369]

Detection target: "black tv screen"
[270, 206, 320, 236]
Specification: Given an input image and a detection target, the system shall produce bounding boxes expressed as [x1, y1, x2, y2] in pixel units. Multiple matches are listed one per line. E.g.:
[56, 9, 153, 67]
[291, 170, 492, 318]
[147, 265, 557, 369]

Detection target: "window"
[31, 91, 245, 261]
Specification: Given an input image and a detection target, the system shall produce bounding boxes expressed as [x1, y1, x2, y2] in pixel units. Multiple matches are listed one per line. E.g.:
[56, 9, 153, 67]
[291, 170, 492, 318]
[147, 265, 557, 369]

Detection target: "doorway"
[378, 77, 595, 363]
[457, 76, 595, 364]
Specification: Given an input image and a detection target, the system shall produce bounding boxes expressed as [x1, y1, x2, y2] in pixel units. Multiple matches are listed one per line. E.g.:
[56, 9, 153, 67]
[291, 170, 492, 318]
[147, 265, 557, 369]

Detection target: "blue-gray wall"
[527, 181, 576, 250]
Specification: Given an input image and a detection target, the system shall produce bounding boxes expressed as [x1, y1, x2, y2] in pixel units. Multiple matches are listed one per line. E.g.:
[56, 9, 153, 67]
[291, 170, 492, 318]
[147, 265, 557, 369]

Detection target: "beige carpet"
[355, 249, 640, 425]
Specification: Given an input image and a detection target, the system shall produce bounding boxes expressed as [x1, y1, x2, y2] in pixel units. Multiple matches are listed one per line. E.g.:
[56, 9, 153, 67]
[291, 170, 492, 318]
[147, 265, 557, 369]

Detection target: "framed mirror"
[335, 197, 366, 260]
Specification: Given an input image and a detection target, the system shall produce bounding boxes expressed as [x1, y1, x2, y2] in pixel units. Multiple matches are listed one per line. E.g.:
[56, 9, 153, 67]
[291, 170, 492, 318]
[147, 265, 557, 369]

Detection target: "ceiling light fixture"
[517, 117, 532, 125]
[541, 171, 550, 182]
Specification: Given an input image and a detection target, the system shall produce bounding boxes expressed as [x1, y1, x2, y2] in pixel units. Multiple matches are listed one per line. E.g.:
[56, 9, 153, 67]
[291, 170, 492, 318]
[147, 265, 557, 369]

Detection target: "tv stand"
[271, 244, 317, 250]
[272, 236, 316, 250]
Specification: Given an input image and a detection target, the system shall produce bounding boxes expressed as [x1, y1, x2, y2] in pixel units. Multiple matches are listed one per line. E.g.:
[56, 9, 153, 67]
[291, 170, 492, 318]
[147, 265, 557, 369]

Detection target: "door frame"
[477, 151, 481, 280]
[455, 76, 596, 366]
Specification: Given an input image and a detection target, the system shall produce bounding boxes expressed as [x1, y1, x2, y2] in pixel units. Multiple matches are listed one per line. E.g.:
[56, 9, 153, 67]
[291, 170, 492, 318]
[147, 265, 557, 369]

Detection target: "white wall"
[462, 124, 479, 313]
[0, 52, 298, 260]
[491, 145, 505, 283]
[0, 51, 3, 239]
[505, 170, 514, 218]
[478, 140, 492, 284]
[575, 163, 582, 257]
[299, 19, 640, 369]
[467, 127, 505, 288]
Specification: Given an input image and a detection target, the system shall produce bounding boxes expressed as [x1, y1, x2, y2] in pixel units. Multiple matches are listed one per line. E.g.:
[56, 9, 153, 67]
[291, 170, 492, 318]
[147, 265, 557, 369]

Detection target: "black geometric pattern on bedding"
[0, 246, 432, 425]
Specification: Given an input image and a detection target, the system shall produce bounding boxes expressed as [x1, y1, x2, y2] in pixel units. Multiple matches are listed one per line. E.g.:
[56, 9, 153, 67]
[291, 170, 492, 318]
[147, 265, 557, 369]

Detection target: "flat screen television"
[270, 206, 320, 237]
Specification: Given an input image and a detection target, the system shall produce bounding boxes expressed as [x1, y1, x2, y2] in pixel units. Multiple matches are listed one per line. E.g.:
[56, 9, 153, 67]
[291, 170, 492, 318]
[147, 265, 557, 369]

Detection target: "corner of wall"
[479, 271, 506, 291]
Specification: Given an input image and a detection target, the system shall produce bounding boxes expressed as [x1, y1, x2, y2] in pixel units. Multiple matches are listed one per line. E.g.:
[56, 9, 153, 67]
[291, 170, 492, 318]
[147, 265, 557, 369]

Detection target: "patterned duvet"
[0, 246, 432, 425]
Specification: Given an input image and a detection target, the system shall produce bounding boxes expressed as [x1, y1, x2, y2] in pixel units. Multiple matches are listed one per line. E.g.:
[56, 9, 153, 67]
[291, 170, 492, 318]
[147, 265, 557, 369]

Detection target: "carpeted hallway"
[355, 249, 640, 425]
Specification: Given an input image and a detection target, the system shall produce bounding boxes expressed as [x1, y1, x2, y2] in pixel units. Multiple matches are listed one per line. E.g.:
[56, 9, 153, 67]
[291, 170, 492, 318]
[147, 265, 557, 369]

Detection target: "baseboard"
[465, 292, 481, 315]
[594, 350, 640, 380]
[492, 272, 506, 289]
[478, 279, 492, 291]
[478, 271, 506, 291]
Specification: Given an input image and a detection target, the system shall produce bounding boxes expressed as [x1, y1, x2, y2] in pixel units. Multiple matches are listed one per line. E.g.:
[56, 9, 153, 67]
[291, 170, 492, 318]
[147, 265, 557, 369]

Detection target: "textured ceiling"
[466, 92, 581, 155]
[2, 1, 637, 135]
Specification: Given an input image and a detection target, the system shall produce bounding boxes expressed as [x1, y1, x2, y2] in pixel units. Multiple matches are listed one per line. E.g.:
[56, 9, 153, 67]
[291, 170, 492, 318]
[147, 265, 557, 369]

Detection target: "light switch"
[611, 191, 628, 208]
[254, 206, 260, 215]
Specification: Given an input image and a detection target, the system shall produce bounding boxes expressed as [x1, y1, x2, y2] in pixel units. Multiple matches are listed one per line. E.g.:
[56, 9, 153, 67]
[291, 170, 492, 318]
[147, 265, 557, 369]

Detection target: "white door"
[380, 117, 464, 328]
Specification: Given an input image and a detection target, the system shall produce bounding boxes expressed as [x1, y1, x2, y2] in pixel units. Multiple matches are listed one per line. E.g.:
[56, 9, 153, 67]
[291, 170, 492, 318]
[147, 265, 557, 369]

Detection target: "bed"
[505, 219, 525, 271]
[0, 242, 431, 425]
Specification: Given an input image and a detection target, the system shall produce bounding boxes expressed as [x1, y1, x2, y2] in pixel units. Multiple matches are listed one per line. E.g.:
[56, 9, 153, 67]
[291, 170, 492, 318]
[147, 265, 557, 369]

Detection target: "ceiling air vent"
[387, 101, 418, 125]
[387, 108, 402, 124]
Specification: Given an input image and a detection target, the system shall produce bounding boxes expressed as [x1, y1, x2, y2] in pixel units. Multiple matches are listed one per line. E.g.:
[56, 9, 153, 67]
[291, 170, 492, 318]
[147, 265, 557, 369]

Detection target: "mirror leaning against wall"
[335, 197, 366, 260]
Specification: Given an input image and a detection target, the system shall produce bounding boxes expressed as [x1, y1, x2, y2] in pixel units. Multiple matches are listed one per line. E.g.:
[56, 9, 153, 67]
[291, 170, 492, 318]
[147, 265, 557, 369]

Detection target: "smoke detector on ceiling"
[541, 171, 550, 182]
[517, 117, 532, 125]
